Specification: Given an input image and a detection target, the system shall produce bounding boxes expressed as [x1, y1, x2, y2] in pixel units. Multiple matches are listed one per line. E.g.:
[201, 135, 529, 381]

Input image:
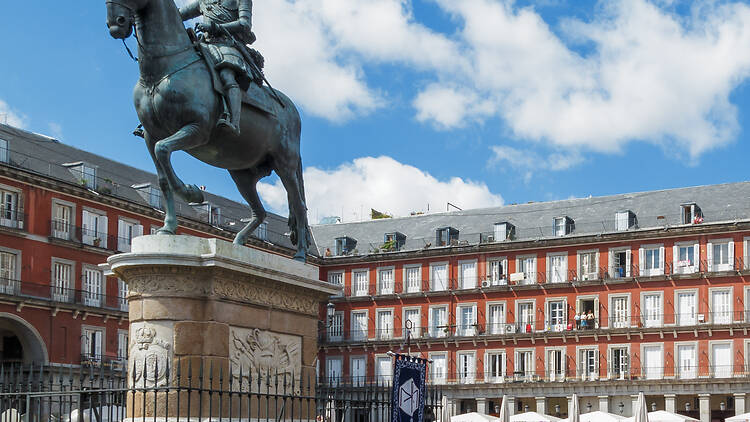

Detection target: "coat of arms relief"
[229, 327, 302, 393]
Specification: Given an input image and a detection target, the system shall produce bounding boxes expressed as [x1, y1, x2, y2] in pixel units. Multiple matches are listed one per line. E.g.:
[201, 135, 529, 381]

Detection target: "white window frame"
[403, 264, 422, 293]
[325, 356, 343, 384]
[51, 198, 75, 240]
[429, 262, 449, 291]
[608, 293, 631, 329]
[375, 308, 394, 340]
[327, 311, 344, 342]
[640, 343, 664, 380]
[494, 223, 509, 242]
[575, 295, 600, 330]
[429, 352, 447, 384]
[327, 270, 344, 297]
[51, 258, 75, 303]
[708, 340, 733, 378]
[674, 341, 697, 379]
[674, 289, 699, 326]
[0, 183, 22, 229]
[544, 297, 568, 332]
[485, 301, 507, 335]
[577, 249, 599, 281]
[117, 329, 129, 361]
[546, 252, 567, 284]
[352, 269, 369, 297]
[118, 279, 129, 311]
[81, 326, 104, 362]
[376, 266, 394, 295]
[455, 303, 477, 336]
[577, 346, 600, 381]
[516, 255, 537, 285]
[553, 217, 567, 237]
[81, 264, 104, 307]
[486, 256, 508, 286]
[0, 138, 7, 163]
[673, 241, 700, 274]
[615, 211, 631, 231]
[708, 287, 733, 324]
[428, 305, 448, 338]
[744, 236, 750, 270]
[117, 217, 143, 253]
[544, 346, 566, 382]
[638, 244, 664, 277]
[484, 349, 507, 383]
[707, 238, 734, 272]
[350, 310, 368, 341]
[458, 259, 478, 290]
[456, 350, 476, 384]
[374, 354, 393, 384]
[349, 355, 367, 386]
[402, 307, 421, 339]
[514, 348, 535, 381]
[515, 300, 536, 333]
[0, 246, 20, 295]
[81, 207, 108, 248]
[640, 291, 663, 328]
[606, 344, 630, 380]
[608, 247, 632, 279]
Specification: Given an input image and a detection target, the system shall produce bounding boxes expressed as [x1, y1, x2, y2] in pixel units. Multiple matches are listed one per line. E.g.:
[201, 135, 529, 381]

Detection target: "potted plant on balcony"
[93, 237, 101, 247]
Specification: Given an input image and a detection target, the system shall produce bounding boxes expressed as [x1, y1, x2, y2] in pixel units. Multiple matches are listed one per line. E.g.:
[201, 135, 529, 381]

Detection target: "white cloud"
[0, 100, 26, 128]
[257, 156, 503, 223]
[414, 84, 495, 129]
[48, 122, 63, 140]
[489, 145, 584, 182]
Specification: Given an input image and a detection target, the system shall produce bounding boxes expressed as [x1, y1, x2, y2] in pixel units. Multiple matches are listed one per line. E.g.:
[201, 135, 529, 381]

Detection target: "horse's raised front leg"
[145, 131, 178, 234]
[154, 123, 209, 205]
[228, 167, 271, 245]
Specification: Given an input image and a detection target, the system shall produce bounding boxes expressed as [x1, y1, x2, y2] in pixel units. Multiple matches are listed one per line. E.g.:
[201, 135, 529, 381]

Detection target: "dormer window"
[615, 210, 636, 231]
[553, 216, 573, 237]
[681, 203, 702, 224]
[254, 222, 268, 241]
[383, 232, 405, 251]
[64, 162, 97, 190]
[436, 227, 459, 246]
[0, 139, 8, 163]
[133, 184, 163, 209]
[335, 236, 357, 256]
[493, 222, 514, 241]
[210, 206, 222, 226]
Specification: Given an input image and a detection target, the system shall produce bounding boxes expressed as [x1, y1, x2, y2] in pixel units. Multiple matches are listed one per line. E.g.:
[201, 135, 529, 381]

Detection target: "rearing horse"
[105, 0, 311, 261]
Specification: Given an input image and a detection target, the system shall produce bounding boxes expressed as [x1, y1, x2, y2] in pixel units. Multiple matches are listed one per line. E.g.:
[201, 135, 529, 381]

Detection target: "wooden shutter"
[638, 248, 645, 276]
[707, 242, 713, 271]
[659, 246, 665, 274]
[729, 241, 735, 269]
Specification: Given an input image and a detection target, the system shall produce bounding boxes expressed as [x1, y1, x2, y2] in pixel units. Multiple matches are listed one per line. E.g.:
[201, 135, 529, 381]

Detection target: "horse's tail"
[287, 155, 309, 248]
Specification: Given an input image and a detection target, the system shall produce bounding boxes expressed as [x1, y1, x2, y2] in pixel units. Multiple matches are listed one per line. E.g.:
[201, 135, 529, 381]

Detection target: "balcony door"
[52, 203, 72, 240]
[712, 343, 732, 378]
[82, 268, 102, 307]
[642, 294, 661, 327]
[547, 349, 565, 381]
[677, 292, 696, 326]
[712, 290, 732, 324]
[487, 304, 506, 335]
[677, 344, 696, 379]
[351, 357, 365, 386]
[643, 345, 663, 380]
[611, 297, 629, 328]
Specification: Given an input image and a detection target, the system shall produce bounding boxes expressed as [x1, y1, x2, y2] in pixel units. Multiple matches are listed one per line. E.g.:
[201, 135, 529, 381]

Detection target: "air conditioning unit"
[697, 313, 705, 322]
[505, 324, 516, 334]
[481, 279, 491, 288]
[510, 272, 525, 283]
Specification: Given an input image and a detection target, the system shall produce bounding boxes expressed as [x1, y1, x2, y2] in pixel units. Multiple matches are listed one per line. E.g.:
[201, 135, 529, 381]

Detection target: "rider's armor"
[180, 0, 257, 135]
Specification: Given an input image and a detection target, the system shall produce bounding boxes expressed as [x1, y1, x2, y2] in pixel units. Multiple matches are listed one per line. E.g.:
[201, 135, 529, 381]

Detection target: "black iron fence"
[0, 360, 443, 422]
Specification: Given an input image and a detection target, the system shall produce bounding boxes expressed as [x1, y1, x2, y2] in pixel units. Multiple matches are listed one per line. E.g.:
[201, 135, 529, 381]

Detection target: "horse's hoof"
[156, 228, 175, 235]
[293, 251, 307, 262]
[233, 236, 247, 246]
[184, 184, 205, 204]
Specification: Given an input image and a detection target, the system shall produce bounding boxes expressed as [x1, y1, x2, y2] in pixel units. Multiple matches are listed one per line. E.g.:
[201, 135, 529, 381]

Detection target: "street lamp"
[651, 403, 657, 412]
[685, 403, 691, 412]
[524, 404, 529, 412]
[555, 404, 561, 416]
[586, 403, 592, 413]
[618, 402, 625, 415]
[495, 405, 500, 415]
[326, 302, 336, 321]
[720, 402, 726, 411]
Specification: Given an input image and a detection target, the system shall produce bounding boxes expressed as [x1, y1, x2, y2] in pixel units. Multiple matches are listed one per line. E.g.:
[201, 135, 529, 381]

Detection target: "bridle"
[106, 0, 194, 63]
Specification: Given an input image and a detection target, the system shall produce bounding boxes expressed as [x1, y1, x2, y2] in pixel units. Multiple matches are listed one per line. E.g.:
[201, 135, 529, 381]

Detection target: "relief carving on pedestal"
[229, 327, 301, 393]
[129, 324, 172, 388]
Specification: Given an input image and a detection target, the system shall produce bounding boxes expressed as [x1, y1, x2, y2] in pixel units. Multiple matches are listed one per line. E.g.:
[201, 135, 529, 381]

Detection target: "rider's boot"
[217, 83, 241, 136]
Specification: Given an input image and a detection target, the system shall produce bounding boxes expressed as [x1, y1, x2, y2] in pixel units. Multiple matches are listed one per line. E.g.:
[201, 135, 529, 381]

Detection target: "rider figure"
[179, 0, 256, 136]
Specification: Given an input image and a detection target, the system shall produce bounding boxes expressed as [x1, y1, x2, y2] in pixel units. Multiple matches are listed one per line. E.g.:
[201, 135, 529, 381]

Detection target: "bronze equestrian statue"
[105, 0, 311, 261]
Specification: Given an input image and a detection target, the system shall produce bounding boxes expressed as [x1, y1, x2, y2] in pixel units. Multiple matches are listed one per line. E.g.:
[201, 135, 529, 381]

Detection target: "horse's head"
[106, 0, 146, 39]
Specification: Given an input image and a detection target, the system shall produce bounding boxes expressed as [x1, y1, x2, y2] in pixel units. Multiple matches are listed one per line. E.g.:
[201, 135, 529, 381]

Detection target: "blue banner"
[391, 354, 426, 422]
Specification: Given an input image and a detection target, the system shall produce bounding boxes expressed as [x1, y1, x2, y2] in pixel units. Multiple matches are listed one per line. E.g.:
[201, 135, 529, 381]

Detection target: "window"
[676, 344, 696, 379]
[0, 187, 21, 229]
[133, 184, 162, 209]
[428, 306, 447, 338]
[404, 265, 421, 293]
[117, 331, 129, 362]
[609, 248, 631, 278]
[327, 312, 344, 342]
[642, 293, 662, 328]
[642, 344, 663, 380]
[708, 240, 734, 272]
[487, 303, 506, 335]
[517, 302, 535, 333]
[485, 351, 506, 382]
[435, 227, 459, 246]
[52, 261, 73, 302]
[456, 304, 477, 336]
[51, 202, 73, 240]
[553, 216, 573, 236]
[383, 232, 405, 251]
[610, 296, 630, 328]
[673, 242, 699, 274]
[117, 218, 143, 252]
[82, 267, 103, 307]
[578, 251, 598, 281]
[711, 289, 732, 324]
[457, 352, 476, 383]
[430, 354, 447, 384]
[547, 253, 566, 284]
[327, 271, 343, 296]
[68, 164, 97, 190]
[209, 206, 222, 226]
[711, 342, 732, 378]
[377, 268, 394, 295]
[546, 349, 565, 382]
[576, 296, 599, 330]
[118, 279, 128, 311]
[639, 245, 664, 276]
[82, 327, 103, 362]
[375, 356, 392, 383]
[459, 260, 477, 289]
[615, 210, 635, 231]
[334, 237, 357, 256]
[0, 139, 8, 163]
[350, 356, 366, 386]
[681, 203, 702, 224]
[430, 263, 448, 291]
[516, 255, 536, 284]
[0, 250, 18, 294]
[609, 347, 629, 380]
[350, 311, 368, 341]
[487, 258, 507, 285]
[676, 291, 697, 326]
[546, 300, 567, 331]
[255, 222, 267, 241]
[493, 222, 513, 242]
[352, 270, 369, 296]
[376, 309, 393, 340]
[403, 308, 420, 338]
[82, 209, 108, 248]
[326, 357, 342, 384]
[515, 350, 534, 380]
[578, 348, 599, 381]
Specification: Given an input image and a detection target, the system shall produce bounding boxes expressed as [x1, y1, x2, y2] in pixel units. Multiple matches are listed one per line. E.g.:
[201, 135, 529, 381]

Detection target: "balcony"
[49, 220, 133, 253]
[0, 279, 127, 312]
[80, 353, 127, 371]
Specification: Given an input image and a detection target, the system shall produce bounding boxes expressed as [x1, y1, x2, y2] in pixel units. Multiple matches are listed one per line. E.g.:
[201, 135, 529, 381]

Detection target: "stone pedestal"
[105, 235, 339, 421]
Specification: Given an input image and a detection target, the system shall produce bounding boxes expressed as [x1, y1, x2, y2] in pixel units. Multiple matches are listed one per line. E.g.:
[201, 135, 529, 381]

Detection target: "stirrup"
[217, 118, 240, 136]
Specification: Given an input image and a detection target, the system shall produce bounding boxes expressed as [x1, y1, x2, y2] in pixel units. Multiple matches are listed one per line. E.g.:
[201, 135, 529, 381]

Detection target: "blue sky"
[3, 0, 750, 223]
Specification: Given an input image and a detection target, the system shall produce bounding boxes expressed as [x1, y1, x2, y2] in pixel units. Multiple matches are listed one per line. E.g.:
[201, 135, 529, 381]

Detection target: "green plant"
[380, 239, 396, 251]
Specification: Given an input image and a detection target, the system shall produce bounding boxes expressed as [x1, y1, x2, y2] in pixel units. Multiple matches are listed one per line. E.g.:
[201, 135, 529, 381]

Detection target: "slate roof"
[0, 123, 296, 250]
[309, 180, 750, 257]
